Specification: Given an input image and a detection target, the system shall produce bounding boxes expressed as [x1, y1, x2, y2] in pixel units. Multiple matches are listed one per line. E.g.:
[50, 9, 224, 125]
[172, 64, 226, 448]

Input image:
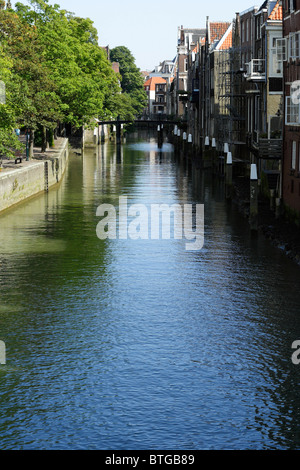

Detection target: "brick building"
[282, 0, 300, 215]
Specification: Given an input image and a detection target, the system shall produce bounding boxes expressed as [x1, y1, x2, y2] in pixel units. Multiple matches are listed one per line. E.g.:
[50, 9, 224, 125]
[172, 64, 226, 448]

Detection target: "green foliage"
[0, 0, 142, 155]
[110, 46, 147, 116]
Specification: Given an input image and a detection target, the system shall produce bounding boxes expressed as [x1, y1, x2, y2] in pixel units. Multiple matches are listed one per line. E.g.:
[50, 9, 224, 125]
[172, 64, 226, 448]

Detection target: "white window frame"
[289, 33, 296, 60]
[276, 38, 287, 62]
[286, 96, 300, 125]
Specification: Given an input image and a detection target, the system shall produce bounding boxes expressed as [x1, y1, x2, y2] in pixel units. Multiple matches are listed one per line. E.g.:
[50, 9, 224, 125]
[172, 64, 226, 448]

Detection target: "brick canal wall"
[0, 138, 69, 214]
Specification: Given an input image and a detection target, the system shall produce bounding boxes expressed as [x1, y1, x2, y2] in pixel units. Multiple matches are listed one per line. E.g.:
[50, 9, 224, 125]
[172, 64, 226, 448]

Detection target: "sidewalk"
[0, 136, 69, 213]
[0, 135, 67, 175]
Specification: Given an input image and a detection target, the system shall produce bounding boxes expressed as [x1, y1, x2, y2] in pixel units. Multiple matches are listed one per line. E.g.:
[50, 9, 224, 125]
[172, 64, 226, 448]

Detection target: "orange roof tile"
[209, 22, 231, 44]
[219, 29, 232, 50]
[268, 0, 282, 21]
[144, 77, 167, 91]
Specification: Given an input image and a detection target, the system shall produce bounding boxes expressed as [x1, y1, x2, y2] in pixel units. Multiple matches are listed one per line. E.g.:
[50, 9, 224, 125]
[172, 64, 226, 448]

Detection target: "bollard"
[249, 164, 258, 231]
[183, 132, 187, 158]
[0, 341, 6, 365]
[225, 152, 233, 199]
[188, 134, 193, 159]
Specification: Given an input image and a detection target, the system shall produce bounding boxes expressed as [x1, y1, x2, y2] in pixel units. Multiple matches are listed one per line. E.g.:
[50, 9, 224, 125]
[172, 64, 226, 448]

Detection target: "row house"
[186, 41, 203, 149]
[149, 59, 176, 115]
[282, 0, 300, 216]
[244, 1, 284, 197]
[202, 20, 233, 149]
[143, 76, 168, 116]
[188, 1, 284, 183]
[173, 26, 206, 117]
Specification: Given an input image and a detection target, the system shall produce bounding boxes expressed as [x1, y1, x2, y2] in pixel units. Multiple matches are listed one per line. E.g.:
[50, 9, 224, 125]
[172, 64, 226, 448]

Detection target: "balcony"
[247, 132, 282, 159]
[245, 59, 266, 81]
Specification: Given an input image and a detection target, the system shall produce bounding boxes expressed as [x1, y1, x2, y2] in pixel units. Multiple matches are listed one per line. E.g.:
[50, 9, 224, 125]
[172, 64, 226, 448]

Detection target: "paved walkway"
[0, 135, 68, 175]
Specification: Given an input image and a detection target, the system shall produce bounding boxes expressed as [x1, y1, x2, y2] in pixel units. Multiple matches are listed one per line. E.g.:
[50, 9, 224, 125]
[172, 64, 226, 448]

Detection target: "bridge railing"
[138, 113, 187, 123]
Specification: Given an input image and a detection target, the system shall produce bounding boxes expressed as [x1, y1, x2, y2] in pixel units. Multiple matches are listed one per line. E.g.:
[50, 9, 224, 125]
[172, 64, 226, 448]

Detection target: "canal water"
[0, 131, 300, 450]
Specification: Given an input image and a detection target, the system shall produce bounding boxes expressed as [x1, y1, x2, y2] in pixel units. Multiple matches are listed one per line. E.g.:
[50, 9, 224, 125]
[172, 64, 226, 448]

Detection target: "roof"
[258, 0, 268, 11]
[209, 22, 231, 45]
[144, 77, 167, 91]
[216, 24, 233, 50]
[268, 0, 282, 20]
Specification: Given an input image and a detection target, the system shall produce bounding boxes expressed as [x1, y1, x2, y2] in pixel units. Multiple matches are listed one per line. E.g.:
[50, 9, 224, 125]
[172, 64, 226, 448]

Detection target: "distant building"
[175, 26, 206, 117]
[149, 59, 176, 82]
[143, 76, 168, 115]
[141, 71, 151, 81]
[111, 62, 120, 74]
[101, 45, 120, 75]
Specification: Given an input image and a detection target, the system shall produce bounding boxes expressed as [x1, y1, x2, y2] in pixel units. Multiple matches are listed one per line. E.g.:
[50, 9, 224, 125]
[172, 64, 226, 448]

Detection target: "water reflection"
[0, 132, 300, 450]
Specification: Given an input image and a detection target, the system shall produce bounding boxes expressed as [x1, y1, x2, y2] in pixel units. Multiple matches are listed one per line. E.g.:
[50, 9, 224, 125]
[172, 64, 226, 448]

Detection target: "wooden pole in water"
[249, 163, 258, 232]
[225, 152, 233, 199]
[157, 125, 163, 148]
[116, 116, 121, 146]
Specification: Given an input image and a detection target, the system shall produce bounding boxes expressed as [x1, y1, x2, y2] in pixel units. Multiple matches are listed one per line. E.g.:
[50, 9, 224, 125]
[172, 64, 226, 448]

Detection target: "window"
[292, 141, 297, 169]
[296, 33, 300, 59]
[276, 38, 287, 62]
[271, 37, 284, 76]
[285, 96, 300, 125]
[256, 17, 261, 40]
[289, 33, 296, 59]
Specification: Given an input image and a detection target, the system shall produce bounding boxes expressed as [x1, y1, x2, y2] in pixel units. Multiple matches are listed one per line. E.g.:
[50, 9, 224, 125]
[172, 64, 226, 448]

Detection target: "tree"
[110, 46, 147, 116]
[0, 0, 141, 157]
[0, 6, 63, 155]
[15, 1, 128, 127]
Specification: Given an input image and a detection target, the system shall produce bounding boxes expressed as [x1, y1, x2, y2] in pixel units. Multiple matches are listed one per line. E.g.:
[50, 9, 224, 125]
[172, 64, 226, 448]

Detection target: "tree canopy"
[0, 0, 146, 157]
[110, 46, 147, 116]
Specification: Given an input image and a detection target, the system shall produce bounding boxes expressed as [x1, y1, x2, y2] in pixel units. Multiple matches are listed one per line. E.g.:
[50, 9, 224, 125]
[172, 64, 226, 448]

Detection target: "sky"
[12, 0, 262, 71]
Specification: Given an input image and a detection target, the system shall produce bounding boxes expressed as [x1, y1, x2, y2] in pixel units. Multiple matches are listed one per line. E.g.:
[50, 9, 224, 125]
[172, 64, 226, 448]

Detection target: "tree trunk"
[29, 129, 34, 159]
[41, 126, 47, 153]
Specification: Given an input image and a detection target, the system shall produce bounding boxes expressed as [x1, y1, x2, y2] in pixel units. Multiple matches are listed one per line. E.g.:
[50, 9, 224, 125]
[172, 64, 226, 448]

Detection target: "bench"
[15, 157, 23, 164]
